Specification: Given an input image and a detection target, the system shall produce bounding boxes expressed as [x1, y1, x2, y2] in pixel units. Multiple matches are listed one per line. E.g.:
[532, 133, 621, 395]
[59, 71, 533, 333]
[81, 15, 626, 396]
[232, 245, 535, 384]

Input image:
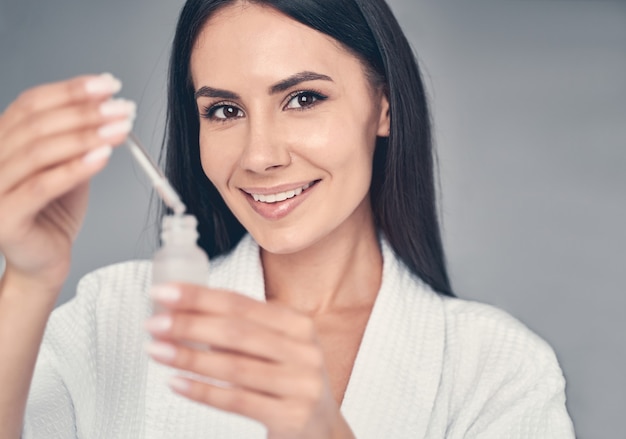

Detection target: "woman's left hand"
[145, 283, 356, 439]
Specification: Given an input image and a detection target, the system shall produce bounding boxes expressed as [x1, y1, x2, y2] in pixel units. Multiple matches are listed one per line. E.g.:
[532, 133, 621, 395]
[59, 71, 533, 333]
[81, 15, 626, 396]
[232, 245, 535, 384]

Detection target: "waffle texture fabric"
[24, 234, 575, 438]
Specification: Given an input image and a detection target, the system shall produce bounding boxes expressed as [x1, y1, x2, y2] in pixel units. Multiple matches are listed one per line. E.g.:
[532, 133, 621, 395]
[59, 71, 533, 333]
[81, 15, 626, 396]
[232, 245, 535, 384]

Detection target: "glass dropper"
[125, 133, 186, 215]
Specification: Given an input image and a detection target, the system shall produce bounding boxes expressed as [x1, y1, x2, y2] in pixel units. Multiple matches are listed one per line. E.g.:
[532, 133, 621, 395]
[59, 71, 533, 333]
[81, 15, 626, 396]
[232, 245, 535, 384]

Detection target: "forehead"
[190, 3, 364, 87]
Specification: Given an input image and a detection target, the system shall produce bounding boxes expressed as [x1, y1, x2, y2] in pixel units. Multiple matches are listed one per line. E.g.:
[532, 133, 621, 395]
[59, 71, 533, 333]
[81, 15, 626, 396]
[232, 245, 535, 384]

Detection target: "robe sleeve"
[465, 347, 575, 438]
[22, 343, 78, 439]
[22, 269, 103, 439]
[444, 303, 576, 439]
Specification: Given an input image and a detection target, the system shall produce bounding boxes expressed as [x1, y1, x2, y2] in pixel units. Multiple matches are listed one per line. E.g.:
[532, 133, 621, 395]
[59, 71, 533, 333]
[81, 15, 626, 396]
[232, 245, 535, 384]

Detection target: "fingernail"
[169, 376, 191, 393]
[98, 119, 132, 138]
[144, 314, 172, 333]
[85, 73, 122, 95]
[82, 145, 112, 164]
[99, 98, 136, 118]
[145, 341, 177, 361]
[150, 285, 181, 303]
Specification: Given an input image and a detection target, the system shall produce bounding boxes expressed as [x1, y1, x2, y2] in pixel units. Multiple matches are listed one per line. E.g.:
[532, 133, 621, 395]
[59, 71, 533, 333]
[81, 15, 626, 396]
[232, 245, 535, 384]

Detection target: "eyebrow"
[269, 71, 333, 94]
[194, 87, 239, 100]
[194, 71, 333, 100]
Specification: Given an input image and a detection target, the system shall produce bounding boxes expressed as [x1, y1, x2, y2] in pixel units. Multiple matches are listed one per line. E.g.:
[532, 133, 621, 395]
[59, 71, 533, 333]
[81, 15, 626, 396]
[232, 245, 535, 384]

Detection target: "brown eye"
[209, 104, 244, 120]
[285, 91, 327, 110]
[298, 94, 313, 106]
[223, 106, 240, 118]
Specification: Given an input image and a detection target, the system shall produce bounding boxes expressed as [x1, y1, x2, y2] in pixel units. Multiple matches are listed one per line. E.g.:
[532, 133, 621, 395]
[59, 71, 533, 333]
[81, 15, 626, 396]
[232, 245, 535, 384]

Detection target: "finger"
[167, 375, 287, 427]
[1, 73, 122, 129]
[146, 340, 315, 397]
[146, 312, 314, 364]
[0, 145, 112, 230]
[0, 97, 135, 164]
[151, 284, 317, 342]
[0, 115, 132, 194]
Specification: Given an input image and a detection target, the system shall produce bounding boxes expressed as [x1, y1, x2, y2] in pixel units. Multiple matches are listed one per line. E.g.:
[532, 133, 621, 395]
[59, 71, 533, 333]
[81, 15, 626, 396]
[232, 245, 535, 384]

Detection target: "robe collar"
[212, 234, 446, 438]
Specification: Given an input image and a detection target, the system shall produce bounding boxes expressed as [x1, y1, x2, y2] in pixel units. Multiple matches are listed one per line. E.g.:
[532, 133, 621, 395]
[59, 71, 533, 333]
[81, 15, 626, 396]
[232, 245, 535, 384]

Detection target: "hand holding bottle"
[0, 74, 134, 295]
[146, 284, 356, 439]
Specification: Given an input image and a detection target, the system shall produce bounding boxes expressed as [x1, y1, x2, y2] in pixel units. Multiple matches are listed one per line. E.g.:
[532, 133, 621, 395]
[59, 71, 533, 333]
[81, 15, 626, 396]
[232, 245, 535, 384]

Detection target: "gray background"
[1, 0, 624, 437]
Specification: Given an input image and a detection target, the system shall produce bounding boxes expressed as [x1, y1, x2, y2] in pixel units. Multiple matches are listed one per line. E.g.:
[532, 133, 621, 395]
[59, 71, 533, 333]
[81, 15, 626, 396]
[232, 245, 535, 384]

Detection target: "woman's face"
[190, 3, 390, 255]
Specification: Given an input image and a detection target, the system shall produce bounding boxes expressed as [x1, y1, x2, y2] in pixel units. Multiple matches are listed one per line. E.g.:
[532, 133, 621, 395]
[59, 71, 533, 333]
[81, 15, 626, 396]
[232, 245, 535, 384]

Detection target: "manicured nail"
[169, 376, 191, 393]
[99, 98, 136, 118]
[98, 119, 132, 138]
[150, 285, 181, 303]
[82, 145, 112, 164]
[144, 314, 172, 333]
[145, 341, 177, 361]
[85, 73, 122, 95]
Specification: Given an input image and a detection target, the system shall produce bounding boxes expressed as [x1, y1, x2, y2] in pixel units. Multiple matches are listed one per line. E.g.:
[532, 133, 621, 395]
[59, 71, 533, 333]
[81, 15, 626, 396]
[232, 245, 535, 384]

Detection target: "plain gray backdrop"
[1, 0, 624, 437]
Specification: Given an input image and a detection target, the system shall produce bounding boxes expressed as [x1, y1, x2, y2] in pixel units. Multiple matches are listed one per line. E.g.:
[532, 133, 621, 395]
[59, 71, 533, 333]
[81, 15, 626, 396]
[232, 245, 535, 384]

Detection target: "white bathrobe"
[24, 234, 575, 438]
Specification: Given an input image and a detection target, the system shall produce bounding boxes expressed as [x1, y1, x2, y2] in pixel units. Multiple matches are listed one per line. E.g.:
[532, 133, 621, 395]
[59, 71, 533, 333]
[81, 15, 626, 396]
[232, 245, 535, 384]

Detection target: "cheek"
[288, 110, 376, 171]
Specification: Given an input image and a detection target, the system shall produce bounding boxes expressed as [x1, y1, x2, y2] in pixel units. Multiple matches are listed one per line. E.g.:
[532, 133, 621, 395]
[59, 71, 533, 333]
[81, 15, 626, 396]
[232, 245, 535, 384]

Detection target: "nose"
[239, 114, 291, 173]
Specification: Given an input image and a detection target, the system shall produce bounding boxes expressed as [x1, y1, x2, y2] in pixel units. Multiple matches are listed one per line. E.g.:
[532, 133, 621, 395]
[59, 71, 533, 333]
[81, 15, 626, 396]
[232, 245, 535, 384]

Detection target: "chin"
[248, 226, 323, 256]
[252, 234, 310, 256]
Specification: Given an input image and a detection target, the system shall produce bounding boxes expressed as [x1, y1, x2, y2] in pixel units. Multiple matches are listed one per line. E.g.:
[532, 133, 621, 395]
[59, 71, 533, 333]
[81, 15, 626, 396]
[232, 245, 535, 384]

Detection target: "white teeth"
[250, 182, 314, 204]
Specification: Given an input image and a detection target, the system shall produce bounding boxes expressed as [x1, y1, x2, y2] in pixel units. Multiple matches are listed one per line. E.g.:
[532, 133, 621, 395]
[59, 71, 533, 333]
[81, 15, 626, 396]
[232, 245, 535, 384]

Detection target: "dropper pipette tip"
[125, 133, 186, 215]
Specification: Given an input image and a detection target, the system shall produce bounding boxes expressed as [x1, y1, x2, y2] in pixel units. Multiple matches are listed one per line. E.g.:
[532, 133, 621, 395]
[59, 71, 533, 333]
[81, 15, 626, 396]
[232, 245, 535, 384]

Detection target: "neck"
[261, 214, 382, 316]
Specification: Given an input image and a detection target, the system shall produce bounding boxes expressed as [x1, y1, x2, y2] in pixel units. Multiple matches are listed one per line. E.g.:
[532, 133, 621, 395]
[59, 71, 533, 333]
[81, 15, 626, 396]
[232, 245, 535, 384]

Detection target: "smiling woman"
[0, 0, 577, 438]
[192, 5, 390, 257]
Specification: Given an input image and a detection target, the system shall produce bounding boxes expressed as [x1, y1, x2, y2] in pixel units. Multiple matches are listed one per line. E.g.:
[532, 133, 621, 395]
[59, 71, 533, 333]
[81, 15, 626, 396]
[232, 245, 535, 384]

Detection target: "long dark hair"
[163, 0, 454, 297]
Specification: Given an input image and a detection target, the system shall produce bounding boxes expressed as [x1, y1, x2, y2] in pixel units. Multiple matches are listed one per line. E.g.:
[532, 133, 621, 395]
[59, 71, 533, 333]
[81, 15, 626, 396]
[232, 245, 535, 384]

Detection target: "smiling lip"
[241, 180, 319, 220]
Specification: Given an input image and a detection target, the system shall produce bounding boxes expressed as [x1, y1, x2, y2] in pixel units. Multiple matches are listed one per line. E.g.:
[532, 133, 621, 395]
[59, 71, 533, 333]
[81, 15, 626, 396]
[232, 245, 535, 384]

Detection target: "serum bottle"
[152, 214, 210, 308]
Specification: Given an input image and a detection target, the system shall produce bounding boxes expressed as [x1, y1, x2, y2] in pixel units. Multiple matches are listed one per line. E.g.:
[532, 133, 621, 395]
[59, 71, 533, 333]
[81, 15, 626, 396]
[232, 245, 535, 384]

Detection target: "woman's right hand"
[0, 74, 135, 296]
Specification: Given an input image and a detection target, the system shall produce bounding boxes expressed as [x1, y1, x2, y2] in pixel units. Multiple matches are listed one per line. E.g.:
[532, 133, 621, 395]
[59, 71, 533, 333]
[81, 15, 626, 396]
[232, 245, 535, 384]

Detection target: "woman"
[0, 0, 575, 438]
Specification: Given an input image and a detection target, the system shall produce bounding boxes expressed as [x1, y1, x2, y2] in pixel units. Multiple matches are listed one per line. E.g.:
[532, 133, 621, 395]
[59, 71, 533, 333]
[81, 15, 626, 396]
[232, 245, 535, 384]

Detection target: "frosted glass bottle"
[152, 214, 210, 306]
